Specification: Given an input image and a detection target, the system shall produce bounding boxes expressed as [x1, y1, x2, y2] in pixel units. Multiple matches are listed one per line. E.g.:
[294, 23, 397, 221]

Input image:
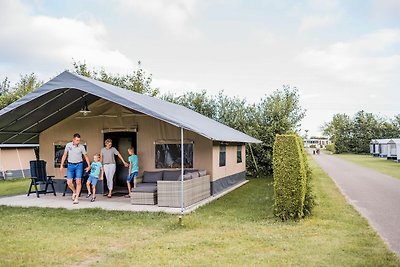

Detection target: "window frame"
[219, 144, 226, 167]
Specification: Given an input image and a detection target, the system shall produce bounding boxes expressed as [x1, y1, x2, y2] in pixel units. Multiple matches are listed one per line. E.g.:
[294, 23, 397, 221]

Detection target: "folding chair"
[27, 160, 56, 198]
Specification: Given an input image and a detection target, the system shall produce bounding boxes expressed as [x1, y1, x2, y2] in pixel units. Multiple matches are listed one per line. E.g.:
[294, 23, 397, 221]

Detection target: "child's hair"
[128, 147, 134, 153]
[94, 153, 100, 158]
[104, 139, 112, 145]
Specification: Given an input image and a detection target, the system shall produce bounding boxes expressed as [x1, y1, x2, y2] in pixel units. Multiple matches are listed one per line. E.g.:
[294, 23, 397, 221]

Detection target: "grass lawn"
[0, 178, 30, 197]
[333, 153, 400, 180]
[0, 158, 399, 266]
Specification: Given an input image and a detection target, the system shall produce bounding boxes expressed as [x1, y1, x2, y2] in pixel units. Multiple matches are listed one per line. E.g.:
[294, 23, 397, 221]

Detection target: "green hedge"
[273, 134, 307, 220]
[326, 143, 335, 153]
[296, 136, 315, 216]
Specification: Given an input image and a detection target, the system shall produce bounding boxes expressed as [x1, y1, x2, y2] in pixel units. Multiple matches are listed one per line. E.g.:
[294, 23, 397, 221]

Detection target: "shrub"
[296, 136, 315, 216]
[326, 143, 335, 153]
[309, 144, 316, 148]
[273, 134, 306, 220]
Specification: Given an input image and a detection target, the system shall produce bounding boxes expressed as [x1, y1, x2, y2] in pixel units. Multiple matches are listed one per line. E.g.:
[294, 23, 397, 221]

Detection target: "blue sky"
[1, 0, 399, 136]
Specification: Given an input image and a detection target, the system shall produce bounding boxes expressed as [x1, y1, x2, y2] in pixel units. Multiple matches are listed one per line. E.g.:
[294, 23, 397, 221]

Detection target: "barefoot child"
[86, 154, 103, 202]
[126, 147, 139, 198]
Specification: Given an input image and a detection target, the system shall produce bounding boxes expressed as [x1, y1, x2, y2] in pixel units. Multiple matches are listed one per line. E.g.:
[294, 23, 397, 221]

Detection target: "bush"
[326, 143, 335, 153]
[309, 144, 316, 148]
[273, 134, 307, 220]
[296, 136, 315, 216]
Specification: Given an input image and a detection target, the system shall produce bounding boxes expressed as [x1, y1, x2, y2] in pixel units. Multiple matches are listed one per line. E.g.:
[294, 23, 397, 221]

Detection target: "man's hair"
[73, 133, 81, 139]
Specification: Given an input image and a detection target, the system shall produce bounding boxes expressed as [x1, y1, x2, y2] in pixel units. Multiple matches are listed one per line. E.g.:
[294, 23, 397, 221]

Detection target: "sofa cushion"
[132, 183, 157, 193]
[190, 171, 199, 178]
[198, 170, 207, 176]
[142, 171, 163, 183]
[163, 170, 181, 181]
[177, 173, 192, 181]
[184, 169, 198, 175]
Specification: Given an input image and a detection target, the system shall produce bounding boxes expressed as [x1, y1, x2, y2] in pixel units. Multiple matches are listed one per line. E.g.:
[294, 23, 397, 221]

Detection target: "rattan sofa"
[131, 170, 210, 207]
[157, 175, 211, 208]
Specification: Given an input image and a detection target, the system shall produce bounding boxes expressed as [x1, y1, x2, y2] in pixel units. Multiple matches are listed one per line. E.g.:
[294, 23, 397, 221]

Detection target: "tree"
[323, 113, 353, 153]
[72, 60, 159, 96]
[0, 73, 42, 109]
[323, 111, 400, 154]
[250, 86, 306, 174]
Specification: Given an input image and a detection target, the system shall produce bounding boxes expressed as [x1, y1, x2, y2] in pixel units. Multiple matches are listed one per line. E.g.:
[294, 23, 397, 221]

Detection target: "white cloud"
[299, 15, 337, 32]
[295, 28, 400, 85]
[370, 0, 400, 20]
[0, 0, 134, 78]
[114, 0, 200, 36]
[152, 78, 198, 95]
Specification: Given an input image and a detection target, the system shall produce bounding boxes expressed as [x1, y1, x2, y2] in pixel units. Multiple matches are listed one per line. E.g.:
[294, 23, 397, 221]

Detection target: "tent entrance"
[103, 131, 137, 195]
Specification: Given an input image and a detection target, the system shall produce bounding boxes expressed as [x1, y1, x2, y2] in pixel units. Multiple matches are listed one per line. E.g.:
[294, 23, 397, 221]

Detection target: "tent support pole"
[249, 144, 259, 177]
[180, 127, 184, 217]
[0, 148, 4, 180]
[16, 148, 25, 178]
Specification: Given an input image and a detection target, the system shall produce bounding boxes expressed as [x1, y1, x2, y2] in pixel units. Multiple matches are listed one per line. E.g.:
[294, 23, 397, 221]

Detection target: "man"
[60, 133, 91, 204]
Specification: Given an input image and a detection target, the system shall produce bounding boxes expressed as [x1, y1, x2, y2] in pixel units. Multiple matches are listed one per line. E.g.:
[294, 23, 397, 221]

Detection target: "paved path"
[312, 151, 400, 256]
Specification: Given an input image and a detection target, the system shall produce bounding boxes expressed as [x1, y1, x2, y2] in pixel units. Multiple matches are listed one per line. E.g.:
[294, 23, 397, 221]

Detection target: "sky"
[0, 0, 399, 136]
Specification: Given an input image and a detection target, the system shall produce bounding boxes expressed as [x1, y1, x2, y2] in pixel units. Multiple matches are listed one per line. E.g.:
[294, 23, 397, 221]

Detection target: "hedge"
[296, 135, 315, 216]
[326, 143, 335, 153]
[273, 134, 307, 220]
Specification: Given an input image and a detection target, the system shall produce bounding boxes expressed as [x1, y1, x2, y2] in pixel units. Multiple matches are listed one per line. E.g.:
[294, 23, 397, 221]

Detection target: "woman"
[100, 139, 129, 198]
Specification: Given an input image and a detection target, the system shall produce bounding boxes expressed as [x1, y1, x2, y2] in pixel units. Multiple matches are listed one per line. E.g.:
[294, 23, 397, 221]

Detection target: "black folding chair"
[27, 160, 56, 198]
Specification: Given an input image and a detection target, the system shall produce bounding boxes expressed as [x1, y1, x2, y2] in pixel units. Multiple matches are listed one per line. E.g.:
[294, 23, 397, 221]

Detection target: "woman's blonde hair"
[104, 139, 112, 145]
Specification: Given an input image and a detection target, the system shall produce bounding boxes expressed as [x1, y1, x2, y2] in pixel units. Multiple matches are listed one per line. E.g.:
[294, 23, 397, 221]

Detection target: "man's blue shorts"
[87, 175, 99, 186]
[66, 162, 83, 180]
[127, 171, 138, 183]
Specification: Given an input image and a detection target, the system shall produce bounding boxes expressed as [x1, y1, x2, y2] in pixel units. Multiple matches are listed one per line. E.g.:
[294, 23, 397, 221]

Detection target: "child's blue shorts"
[127, 171, 138, 182]
[88, 175, 99, 186]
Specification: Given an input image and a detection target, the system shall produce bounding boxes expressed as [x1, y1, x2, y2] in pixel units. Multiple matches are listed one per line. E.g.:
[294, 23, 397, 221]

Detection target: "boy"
[86, 153, 103, 202]
[126, 147, 139, 198]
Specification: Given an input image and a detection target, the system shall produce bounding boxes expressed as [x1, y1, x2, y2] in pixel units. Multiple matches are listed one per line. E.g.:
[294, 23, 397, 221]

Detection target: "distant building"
[304, 137, 332, 148]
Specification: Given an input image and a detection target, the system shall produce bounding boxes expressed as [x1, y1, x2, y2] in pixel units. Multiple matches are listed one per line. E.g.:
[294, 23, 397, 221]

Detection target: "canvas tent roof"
[0, 71, 261, 144]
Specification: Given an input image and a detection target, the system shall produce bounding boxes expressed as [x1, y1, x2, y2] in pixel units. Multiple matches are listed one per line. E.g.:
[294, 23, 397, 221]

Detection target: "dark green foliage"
[323, 111, 400, 154]
[273, 134, 306, 220]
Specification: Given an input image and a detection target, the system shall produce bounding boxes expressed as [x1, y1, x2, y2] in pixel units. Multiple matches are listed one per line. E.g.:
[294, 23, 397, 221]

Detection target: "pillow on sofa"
[198, 170, 207, 176]
[142, 171, 163, 183]
[177, 173, 192, 181]
[190, 171, 199, 178]
[184, 169, 198, 175]
[163, 170, 181, 181]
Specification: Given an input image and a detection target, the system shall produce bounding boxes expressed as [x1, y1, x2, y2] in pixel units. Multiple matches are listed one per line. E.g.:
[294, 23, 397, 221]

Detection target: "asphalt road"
[312, 151, 400, 256]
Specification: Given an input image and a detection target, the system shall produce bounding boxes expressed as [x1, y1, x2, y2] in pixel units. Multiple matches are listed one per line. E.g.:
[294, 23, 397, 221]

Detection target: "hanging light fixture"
[80, 100, 91, 116]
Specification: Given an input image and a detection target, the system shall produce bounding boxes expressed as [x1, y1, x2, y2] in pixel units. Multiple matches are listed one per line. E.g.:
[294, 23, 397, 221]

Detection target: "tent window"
[219, 144, 226, 167]
[155, 143, 193, 169]
[237, 145, 242, 163]
[54, 142, 87, 168]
